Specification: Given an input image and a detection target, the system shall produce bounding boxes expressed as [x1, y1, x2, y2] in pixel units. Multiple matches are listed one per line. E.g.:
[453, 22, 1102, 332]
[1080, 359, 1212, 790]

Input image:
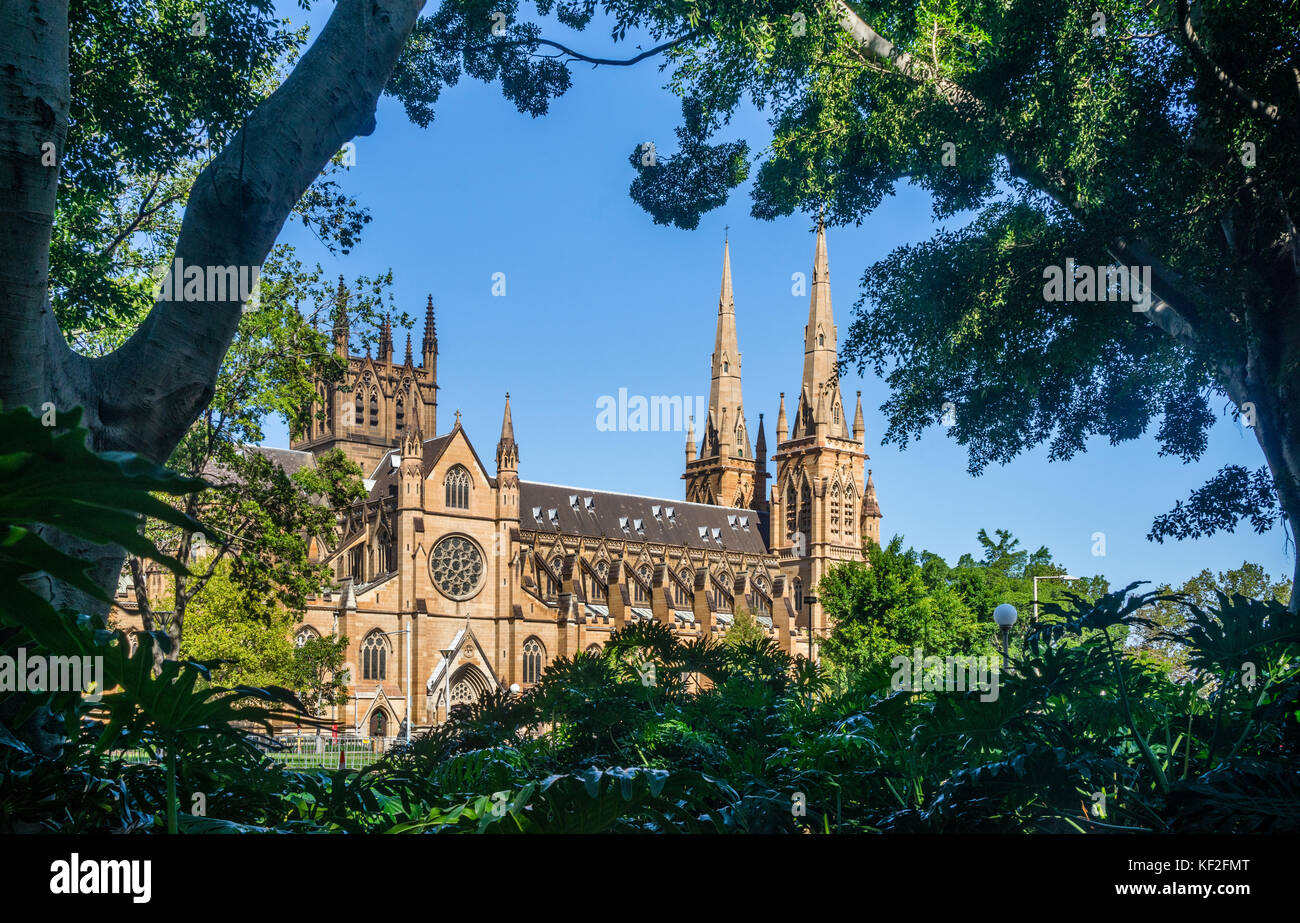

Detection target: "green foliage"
[1132, 562, 1293, 679]
[4, 406, 1298, 834]
[818, 529, 1096, 676]
[723, 603, 768, 648]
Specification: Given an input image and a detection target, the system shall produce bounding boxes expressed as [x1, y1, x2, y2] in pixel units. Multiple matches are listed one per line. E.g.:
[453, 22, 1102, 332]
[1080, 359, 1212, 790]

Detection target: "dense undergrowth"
[2, 409, 1298, 833]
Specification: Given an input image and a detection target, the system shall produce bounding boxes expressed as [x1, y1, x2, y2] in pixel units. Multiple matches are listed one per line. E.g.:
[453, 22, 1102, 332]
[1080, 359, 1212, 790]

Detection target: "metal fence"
[104, 733, 403, 771]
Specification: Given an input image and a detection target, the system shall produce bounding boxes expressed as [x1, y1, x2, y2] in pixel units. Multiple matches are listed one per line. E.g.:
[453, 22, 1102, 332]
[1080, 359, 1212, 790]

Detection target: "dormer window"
[633, 518, 644, 534]
[532, 506, 543, 524]
[547, 508, 559, 526]
[698, 526, 708, 541]
[619, 517, 630, 533]
[712, 528, 722, 541]
[584, 496, 595, 513]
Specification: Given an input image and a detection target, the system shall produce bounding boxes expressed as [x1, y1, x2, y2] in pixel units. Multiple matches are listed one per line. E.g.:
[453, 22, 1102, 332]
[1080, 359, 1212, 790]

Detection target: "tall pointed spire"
[332, 275, 349, 358]
[421, 295, 438, 369]
[794, 215, 848, 438]
[496, 392, 518, 473]
[685, 416, 697, 463]
[500, 391, 514, 442]
[853, 390, 865, 443]
[776, 392, 788, 442]
[706, 239, 749, 459]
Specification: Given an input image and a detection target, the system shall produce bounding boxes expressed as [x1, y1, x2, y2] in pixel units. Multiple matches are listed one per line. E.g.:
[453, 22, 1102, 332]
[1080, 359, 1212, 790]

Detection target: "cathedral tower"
[292, 286, 439, 475]
[771, 218, 875, 652]
[684, 240, 767, 510]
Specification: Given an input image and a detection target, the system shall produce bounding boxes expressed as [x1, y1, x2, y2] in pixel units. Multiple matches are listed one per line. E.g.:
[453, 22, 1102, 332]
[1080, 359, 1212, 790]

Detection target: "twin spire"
[792, 215, 850, 440]
[700, 239, 751, 461]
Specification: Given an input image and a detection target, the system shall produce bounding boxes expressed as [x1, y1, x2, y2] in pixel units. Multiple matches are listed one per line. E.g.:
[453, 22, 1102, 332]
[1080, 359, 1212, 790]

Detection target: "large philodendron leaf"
[1169, 592, 1300, 675]
[0, 405, 208, 578]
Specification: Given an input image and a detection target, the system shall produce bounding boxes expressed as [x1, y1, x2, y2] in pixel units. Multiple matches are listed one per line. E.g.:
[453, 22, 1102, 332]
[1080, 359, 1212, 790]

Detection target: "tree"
[616, 1, 1300, 604]
[1131, 561, 1293, 680]
[3, 0, 692, 614]
[181, 560, 350, 714]
[819, 536, 989, 676]
[116, 248, 379, 655]
[723, 602, 768, 648]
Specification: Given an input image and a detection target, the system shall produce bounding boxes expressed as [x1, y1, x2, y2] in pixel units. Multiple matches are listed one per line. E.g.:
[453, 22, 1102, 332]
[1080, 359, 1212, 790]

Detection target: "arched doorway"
[369, 708, 389, 738]
[432, 664, 492, 719]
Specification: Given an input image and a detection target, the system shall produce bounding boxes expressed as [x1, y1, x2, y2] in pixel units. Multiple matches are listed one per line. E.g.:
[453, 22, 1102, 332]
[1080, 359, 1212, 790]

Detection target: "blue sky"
[263, 4, 1294, 591]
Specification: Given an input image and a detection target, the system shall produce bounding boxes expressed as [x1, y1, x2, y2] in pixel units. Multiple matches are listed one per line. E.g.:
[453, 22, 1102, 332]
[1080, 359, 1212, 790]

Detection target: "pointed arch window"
[361, 631, 390, 681]
[523, 637, 545, 685]
[369, 389, 379, 427]
[793, 578, 804, 614]
[785, 480, 797, 539]
[830, 482, 841, 538]
[377, 527, 396, 574]
[798, 481, 812, 538]
[632, 564, 651, 604]
[395, 396, 405, 432]
[818, 333, 825, 346]
[675, 568, 693, 606]
[844, 485, 856, 541]
[445, 465, 471, 509]
[370, 709, 388, 738]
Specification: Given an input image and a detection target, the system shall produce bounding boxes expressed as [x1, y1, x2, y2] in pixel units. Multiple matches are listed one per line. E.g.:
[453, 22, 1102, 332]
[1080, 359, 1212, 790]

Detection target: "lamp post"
[993, 603, 1018, 665]
[1033, 574, 1079, 624]
[376, 627, 412, 744]
[440, 647, 456, 724]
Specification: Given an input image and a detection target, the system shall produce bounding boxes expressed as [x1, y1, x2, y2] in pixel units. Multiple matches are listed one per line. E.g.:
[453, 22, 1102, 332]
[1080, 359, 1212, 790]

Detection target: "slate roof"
[518, 481, 771, 554]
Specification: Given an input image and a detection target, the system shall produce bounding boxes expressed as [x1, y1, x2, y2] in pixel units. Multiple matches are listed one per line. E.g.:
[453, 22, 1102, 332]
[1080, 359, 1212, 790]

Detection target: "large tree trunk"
[0, 0, 425, 615]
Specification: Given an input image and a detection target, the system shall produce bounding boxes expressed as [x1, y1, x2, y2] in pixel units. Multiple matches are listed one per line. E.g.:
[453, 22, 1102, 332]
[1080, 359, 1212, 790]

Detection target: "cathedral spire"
[853, 390, 865, 443]
[404, 332, 413, 366]
[776, 392, 788, 441]
[862, 468, 883, 543]
[422, 295, 438, 369]
[685, 416, 697, 463]
[496, 392, 518, 473]
[707, 239, 749, 459]
[795, 215, 848, 438]
[332, 275, 349, 358]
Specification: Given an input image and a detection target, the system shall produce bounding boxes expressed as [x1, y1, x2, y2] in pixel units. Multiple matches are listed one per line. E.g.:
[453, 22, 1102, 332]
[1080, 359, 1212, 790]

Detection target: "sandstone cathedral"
[115, 220, 882, 736]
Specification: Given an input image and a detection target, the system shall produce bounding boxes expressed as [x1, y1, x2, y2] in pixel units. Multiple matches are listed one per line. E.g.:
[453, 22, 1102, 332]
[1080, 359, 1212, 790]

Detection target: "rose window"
[429, 535, 484, 600]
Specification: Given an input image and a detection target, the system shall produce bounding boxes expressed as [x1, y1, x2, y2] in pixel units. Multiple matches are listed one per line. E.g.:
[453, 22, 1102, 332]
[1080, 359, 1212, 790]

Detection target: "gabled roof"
[519, 481, 770, 554]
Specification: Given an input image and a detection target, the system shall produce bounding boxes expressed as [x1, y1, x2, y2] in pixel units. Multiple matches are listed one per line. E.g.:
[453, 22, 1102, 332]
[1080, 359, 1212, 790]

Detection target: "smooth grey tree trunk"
[0, 0, 425, 616]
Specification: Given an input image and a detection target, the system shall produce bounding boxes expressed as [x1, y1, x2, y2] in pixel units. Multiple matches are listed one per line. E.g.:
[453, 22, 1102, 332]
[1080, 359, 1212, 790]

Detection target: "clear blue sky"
[263, 4, 1294, 592]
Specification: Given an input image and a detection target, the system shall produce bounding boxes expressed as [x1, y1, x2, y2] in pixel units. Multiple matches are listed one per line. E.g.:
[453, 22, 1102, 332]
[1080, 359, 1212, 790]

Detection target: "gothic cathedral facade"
[116, 221, 882, 738]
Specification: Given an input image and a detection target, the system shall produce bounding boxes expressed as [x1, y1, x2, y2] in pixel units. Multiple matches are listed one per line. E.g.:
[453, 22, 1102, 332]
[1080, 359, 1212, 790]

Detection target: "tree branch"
[1175, 0, 1286, 130]
[96, 0, 426, 462]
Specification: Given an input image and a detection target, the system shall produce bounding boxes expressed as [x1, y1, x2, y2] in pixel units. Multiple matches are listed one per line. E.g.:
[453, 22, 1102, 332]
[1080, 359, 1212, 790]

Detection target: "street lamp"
[440, 647, 456, 724]
[1033, 574, 1079, 624]
[993, 603, 1018, 665]
[803, 594, 819, 661]
[376, 627, 412, 744]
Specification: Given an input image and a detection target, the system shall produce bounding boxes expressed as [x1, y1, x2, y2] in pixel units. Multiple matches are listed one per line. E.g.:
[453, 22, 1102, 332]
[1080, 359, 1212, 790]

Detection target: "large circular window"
[429, 535, 484, 600]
